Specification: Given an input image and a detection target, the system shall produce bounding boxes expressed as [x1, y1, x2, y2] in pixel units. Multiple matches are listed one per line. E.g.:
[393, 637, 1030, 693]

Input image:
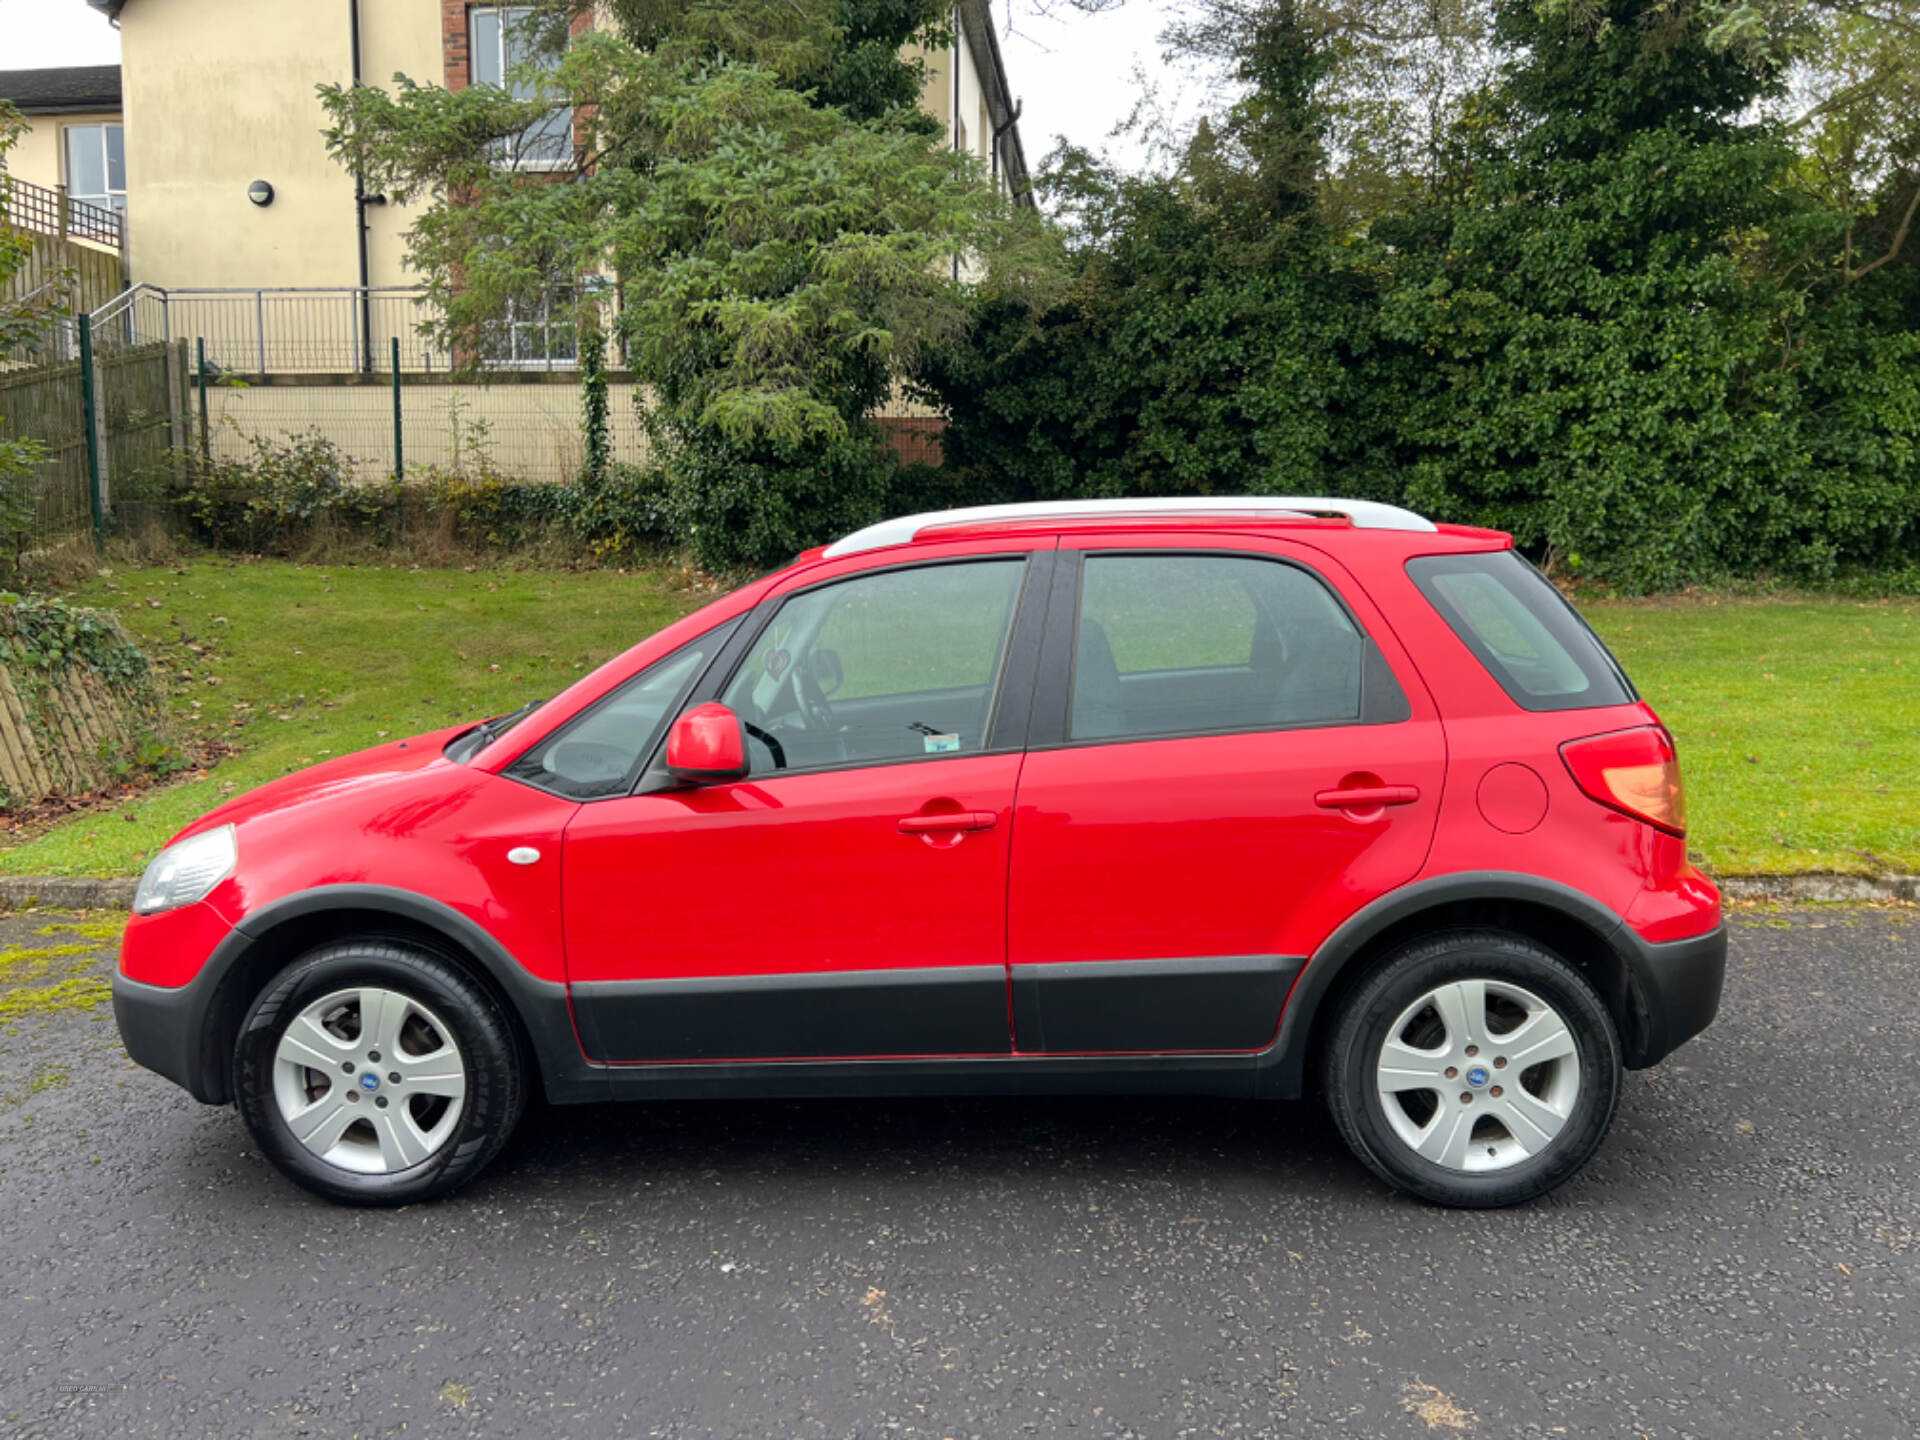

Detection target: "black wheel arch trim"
[118, 884, 605, 1107]
[1254, 870, 1725, 1097]
[115, 876, 1721, 1111]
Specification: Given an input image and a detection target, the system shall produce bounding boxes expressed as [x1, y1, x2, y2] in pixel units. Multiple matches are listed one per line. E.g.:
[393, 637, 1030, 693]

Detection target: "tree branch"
[1845, 176, 1920, 283]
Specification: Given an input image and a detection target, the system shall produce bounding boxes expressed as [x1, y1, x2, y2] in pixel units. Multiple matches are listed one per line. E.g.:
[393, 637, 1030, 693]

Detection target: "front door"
[1006, 539, 1447, 1053]
[562, 550, 1046, 1062]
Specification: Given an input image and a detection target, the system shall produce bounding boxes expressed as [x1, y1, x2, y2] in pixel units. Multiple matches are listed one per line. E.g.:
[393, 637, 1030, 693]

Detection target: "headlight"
[133, 825, 237, 916]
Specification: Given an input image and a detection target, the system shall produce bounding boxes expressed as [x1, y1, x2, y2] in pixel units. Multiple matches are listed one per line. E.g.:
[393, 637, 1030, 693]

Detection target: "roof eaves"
[956, 0, 1032, 209]
[0, 65, 123, 115]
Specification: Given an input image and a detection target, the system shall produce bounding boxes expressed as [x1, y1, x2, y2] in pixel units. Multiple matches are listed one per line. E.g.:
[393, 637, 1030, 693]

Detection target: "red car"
[113, 498, 1724, 1208]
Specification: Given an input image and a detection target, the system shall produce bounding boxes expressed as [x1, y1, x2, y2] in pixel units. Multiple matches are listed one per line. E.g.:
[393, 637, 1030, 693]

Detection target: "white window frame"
[482, 290, 579, 371]
[469, 4, 574, 173]
[63, 122, 126, 217]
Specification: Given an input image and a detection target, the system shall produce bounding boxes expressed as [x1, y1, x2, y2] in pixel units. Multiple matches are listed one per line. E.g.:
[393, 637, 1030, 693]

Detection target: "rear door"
[1006, 535, 1446, 1053]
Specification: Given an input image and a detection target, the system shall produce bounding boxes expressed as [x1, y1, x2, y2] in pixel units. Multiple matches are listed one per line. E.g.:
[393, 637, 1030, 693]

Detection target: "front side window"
[1407, 551, 1634, 711]
[720, 560, 1026, 774]
[1070, 554, 1365, 742]
[504, 621, 736, 798]
[64, 123, 125, 217]
[469, 4, 574, 170]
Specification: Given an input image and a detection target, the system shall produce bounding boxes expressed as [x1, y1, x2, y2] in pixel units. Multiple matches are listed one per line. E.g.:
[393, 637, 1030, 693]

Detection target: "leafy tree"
[324, 0, 1048, 572]
[919, 3, 1390, 506]
[1372, 0, 1920, 586]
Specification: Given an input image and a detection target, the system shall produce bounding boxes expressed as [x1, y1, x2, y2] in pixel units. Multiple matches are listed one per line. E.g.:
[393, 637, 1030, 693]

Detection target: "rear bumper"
[1618, 921, 1726, 1069]
[114, 968, 224, 1103]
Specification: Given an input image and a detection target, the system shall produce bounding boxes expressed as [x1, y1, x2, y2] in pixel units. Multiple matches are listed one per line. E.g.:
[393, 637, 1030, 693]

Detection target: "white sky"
[996, 1, 1199, 173]
[0, 0, 120, 65]
[1, 0, 1187, 174]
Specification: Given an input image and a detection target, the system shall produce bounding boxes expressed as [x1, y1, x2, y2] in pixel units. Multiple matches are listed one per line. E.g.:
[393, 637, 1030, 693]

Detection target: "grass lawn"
[0, 561, 1913, 878]
[0, 559, 709, 878]
[1582, 595, 1919, 876]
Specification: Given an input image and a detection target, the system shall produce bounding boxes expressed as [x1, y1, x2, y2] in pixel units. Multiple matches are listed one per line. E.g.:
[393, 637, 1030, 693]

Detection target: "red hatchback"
[113, 498, 1724, 1208]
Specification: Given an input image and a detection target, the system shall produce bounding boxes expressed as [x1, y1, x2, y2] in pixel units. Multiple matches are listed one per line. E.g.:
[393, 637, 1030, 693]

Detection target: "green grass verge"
[0, 559, 708, 878]
[1583, 596, 1919, 876]
[1, 562, 1913, 878]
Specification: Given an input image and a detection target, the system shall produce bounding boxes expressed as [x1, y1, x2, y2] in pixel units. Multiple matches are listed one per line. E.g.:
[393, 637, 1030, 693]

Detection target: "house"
[77, 0, 1031, 297]
[0, 64, 125, 216]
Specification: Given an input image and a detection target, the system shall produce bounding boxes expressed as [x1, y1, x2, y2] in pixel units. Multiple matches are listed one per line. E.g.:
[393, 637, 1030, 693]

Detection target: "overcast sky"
[0, 0, 1190, 173]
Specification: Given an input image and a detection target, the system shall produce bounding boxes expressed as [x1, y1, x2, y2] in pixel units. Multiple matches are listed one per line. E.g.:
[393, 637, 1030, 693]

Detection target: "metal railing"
[160, 286, 452, 375]
[1, 174, 123, 250]
[75, 284, 598, 376]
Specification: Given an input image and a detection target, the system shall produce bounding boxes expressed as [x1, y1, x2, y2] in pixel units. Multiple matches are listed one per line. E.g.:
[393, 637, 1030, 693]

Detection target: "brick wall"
[442, 0, 470, 90]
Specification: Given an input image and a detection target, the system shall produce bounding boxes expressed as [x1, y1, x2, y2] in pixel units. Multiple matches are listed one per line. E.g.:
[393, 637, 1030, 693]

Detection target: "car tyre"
[233, 940, 526, 1205]
[1323, 929, 1621, 1208]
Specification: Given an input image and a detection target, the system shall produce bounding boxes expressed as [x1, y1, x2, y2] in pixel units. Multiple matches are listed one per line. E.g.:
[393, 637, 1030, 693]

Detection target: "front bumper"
[1619, 921, 1727, 1069]
[114, 968, 226, 1103]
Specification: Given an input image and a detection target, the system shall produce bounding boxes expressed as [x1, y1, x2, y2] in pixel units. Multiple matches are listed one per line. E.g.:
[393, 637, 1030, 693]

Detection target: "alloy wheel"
[270, 986, 468, 1175]
[1373, 978, 1581, 1173]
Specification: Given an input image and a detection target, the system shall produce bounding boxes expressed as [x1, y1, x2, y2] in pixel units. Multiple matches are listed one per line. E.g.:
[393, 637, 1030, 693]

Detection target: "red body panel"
[127, 731, 577, 987]
[1325, 538, 1719, 942]
[121, 898, 236, 987]
[562, 751, 1021, 989]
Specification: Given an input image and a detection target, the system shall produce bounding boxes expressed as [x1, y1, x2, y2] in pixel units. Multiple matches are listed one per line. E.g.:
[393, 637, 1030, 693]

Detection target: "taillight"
[1560, 726, 1686, 836]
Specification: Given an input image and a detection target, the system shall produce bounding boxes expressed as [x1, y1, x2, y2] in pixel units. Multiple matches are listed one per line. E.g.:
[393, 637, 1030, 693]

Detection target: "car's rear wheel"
[1322, 930, 1621, 1208]
[233, 941, 525, 1205]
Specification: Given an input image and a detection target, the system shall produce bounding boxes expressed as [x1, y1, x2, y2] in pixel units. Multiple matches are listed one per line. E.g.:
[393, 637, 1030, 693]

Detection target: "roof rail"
[822, 496, 1435, 558]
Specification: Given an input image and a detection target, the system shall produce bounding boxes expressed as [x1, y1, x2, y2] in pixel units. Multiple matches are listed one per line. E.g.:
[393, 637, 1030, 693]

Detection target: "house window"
[469, 5, 574, 170]
[64, 123, 126, 217]
[483, 291, 579, 368]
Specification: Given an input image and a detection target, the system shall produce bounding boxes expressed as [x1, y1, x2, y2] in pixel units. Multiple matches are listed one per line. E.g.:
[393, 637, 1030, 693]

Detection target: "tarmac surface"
[0, 905, 1914, 1438]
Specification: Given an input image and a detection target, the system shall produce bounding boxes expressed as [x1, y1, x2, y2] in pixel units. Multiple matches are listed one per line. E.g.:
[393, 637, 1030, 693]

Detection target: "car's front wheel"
[1323, 930, 1621, 1208]
[233, 941, 526, 1205]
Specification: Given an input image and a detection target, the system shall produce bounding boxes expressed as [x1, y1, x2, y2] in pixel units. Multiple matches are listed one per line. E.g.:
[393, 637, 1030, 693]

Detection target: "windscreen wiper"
[451, 698, 545, 761]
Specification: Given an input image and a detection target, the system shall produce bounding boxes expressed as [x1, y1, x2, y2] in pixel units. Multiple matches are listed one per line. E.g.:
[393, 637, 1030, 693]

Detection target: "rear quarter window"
[1407, 551, 1635, 712]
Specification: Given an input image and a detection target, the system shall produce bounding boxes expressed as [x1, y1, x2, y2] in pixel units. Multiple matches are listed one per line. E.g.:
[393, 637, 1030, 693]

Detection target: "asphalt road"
[1, 906, 1916, 1439]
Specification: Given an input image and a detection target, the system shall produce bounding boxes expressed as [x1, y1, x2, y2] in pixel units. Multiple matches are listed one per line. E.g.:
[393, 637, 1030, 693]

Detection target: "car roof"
[821, 497, 1500, 559]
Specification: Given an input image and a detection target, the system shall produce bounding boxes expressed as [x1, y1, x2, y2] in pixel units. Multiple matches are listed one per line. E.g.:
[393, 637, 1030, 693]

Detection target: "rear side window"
[1407, 551, 1634, 711]
[1070, 554, 1367, 741]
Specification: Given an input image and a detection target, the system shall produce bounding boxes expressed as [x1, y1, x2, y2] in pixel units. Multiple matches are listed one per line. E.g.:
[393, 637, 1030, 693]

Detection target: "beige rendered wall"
[907, 25, 988, 167]
[355, 0, 445, 287]
[1, 110, 123, 193]
[205, 380, 651, 484]
[119, 0, 441, 291]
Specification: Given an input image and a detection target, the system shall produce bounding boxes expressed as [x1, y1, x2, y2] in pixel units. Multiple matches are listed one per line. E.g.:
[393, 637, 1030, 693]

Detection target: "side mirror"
[665, 702, 749, 785]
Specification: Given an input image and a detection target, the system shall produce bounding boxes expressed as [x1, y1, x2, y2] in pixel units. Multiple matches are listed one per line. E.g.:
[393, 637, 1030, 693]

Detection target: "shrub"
[666, 425, 897, 576]
[569, 461, 673, 560]
[186, 430, 369, 550]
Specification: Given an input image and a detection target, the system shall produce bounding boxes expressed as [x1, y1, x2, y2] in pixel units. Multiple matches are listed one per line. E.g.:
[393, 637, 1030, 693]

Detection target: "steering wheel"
[796, 659, 849, 762]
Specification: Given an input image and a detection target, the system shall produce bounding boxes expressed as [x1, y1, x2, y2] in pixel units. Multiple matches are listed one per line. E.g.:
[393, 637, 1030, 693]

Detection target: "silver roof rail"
[822, 496, 1436, 558]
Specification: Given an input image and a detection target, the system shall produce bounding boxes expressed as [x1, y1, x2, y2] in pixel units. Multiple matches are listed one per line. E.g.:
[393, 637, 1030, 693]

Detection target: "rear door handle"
[1314, 785, 1420, 809]
[898, 810, 998, 834]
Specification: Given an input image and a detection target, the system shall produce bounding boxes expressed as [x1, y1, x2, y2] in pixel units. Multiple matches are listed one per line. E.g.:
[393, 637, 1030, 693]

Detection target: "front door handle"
[1314, 784, 1420, 809]
[898, 810, 998, 834]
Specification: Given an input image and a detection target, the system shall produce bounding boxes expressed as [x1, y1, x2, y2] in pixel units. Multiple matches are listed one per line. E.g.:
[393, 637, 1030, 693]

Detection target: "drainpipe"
[350, 0, 374, 372]
[991, 97, 1022, 193]
[951, 5, 961, 282]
